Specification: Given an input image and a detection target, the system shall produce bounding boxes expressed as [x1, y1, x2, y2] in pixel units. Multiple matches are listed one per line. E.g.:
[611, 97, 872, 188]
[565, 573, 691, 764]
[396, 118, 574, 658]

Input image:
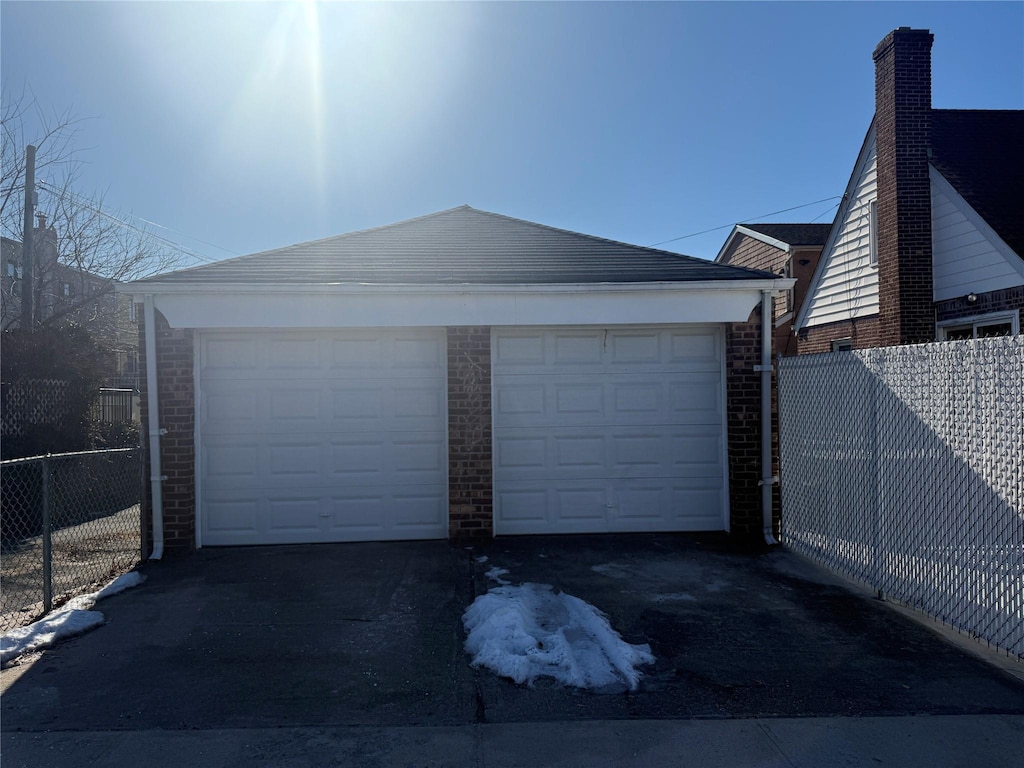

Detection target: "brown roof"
[930, 110, 1024, 258]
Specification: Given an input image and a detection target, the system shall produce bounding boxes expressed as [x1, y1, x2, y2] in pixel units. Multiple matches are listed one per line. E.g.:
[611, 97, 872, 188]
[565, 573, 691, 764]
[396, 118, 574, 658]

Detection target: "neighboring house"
[716, 223, 831, 356]
[2, 217, 140, 384]
[121, 206, 792, 552]
[795, 27, 1024, 352]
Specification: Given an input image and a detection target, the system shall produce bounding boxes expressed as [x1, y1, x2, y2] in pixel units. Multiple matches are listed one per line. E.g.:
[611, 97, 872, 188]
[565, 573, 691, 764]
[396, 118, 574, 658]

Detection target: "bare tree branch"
[2, 87, 189, 339]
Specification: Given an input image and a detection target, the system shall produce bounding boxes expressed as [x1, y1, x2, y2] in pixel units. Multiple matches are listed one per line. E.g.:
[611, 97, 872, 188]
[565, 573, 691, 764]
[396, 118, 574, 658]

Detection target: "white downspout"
[759, 289, 779, 546]
[144, 294, 165, 560]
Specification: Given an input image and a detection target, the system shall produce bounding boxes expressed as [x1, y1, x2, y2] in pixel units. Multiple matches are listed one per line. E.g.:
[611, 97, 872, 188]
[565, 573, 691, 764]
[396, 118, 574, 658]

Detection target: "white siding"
[802, 137, 880, 328]
[931, 167, 1024, 301]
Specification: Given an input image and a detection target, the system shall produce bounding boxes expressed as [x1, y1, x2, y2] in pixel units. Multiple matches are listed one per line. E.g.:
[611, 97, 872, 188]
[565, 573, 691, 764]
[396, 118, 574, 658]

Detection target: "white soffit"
[120, 281, 793, 329]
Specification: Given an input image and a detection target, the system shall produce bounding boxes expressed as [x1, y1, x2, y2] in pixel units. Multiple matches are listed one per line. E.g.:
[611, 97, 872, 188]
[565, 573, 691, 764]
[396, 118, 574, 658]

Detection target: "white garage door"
[492, 326, 728, 535]
[198, 329, 448, 546]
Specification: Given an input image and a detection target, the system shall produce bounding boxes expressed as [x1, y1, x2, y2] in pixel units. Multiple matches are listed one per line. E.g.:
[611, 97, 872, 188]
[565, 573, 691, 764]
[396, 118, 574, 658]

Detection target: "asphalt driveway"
[3, 535, 1023, 734]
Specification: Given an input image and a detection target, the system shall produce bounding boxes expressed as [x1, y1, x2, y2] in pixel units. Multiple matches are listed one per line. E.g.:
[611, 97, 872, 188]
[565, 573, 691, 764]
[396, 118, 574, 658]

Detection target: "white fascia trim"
[117, 279, 794, 298]
[126, 278, 795, 330]
[734, 226, 791, 253]
[714, 225, 791, 263]
[795, 120, 876, 333]
[930, 166, 1024, 283]
[714, 227, 744, 263]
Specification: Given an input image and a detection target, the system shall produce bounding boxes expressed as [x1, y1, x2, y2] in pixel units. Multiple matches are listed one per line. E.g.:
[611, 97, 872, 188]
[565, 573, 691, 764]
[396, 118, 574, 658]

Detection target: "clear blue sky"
[2, 1, 1022, 267]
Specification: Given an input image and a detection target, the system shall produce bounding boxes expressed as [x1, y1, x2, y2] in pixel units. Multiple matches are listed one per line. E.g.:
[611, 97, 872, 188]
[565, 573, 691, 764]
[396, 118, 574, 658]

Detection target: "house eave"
[119, 278, 795, 330]
[117, 278, 792, 297]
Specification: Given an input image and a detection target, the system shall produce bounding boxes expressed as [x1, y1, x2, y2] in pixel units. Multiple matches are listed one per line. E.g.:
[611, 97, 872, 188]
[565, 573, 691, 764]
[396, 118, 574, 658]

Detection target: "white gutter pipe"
[144, 294, 164, 560]
[759, 289, 779, 546]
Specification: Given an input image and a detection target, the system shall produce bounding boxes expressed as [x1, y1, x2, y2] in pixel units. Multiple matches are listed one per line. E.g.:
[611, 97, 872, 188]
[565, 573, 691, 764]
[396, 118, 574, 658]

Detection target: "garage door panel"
[267, 336, 321, 370]
[493, 326, 727, 534]
[494, 487, 549, 528]
[204, 387, 260, 428]
[555, 435, 605, 470]
[498, 426, 717, 481]
[267, 498, 322, 532]
[204, 439, 261, 486]
[391, 490, 448, 530]
[668, 330, 720, 362]
[266, 442, 322, 479]
[495, 375, 717, 429]
[204, 496, 262, 536]
[204, 336, 259, 373]
[609, 331, 660, 363]
[269, 388, 321, 422]
[200, 329, 447, 546]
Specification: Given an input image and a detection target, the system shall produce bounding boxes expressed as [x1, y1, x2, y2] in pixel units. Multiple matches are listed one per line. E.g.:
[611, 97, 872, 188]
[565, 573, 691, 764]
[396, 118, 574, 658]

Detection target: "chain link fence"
[1, 448, 143, 632]
[778, 335, 1023, 659]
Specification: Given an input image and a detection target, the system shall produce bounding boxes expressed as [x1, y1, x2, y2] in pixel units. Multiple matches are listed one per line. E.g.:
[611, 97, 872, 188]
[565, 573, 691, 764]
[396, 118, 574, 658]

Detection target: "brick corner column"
[138, 309, 196, 554]
[725, 310, 778, 544]
[447, 327, 493, 539]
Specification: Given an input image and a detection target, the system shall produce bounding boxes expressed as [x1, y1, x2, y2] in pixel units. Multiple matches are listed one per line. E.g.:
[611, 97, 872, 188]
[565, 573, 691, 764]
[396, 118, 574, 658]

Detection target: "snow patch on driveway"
[1, 571, 145, 666]
[463, 580, 654, 691]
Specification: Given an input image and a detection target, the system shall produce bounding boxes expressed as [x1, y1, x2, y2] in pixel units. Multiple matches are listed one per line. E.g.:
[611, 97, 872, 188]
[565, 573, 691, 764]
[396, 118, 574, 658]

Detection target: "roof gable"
[134, 206, 775, 287]
[738, 223, 833, 248]
[715, 223, 831, 263]
[930, 110, 1024, 260]
[795, 122, 880, 331]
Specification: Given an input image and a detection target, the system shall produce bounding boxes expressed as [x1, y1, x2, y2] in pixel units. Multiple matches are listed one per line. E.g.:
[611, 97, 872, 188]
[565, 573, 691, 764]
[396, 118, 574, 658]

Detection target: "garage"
[492, 325, 728, 535]
[198, 328, 448, 546]
[125, 205, 788, 551]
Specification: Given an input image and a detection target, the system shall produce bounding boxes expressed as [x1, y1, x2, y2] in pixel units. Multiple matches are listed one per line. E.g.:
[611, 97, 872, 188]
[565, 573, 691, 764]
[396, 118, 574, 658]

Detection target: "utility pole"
[20, 144, 36, 329]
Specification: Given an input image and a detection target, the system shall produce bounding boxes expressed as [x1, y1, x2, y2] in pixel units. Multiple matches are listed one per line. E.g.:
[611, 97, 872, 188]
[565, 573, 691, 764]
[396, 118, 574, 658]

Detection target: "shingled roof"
[134, 206, 775, 286]
[930, 110, 1024, 259]
[738, 223, 833, 247]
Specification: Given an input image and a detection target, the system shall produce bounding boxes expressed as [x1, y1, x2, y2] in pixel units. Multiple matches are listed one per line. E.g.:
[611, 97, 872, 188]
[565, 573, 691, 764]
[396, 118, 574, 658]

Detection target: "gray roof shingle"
[134, 206, 776, 286]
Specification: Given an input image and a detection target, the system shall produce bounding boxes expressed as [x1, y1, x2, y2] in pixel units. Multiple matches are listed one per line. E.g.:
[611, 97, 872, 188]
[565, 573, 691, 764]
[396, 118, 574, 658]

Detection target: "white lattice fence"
[778, 336, 1023, 659]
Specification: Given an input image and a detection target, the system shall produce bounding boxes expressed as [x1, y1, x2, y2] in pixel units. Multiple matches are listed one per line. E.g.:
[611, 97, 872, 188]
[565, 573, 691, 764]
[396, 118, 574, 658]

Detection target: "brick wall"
[447, 326, 493, 538]
[721, 236, 787, 276]
[935, 286, 1024, 325]
[874, 28, 935, 346]
[798, 315, 882, 354]
[725, 307, 780, 541]
[138, 308, 195, 553]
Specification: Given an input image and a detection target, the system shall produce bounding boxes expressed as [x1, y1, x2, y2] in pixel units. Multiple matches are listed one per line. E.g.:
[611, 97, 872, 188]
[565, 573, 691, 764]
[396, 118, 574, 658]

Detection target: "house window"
[6, 260, 21, 279]
[63, 282, 71, 298]
[832, 338, 853, 352]
[868, 200, 878, 268]
[938, 311, 1019, 340]
[129, 301, 138, 322]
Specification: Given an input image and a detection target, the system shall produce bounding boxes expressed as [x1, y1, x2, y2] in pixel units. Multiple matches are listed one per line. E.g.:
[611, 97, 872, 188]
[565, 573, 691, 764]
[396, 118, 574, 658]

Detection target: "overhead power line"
[649, 196, 843, 247]
[35, 180, 229, 265]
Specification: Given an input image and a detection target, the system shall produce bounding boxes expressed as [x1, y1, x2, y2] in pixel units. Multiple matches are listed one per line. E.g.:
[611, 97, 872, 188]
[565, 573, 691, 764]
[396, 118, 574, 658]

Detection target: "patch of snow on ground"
[1, 571, 145, 666]
[484, 566, 510, 585]
[463, 582, 654, 691]
[475, 555, 489, 564]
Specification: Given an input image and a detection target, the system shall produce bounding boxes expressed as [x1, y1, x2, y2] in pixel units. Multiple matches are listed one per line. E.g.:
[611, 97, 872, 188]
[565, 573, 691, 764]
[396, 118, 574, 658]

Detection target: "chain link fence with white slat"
[779, 335, 1023, 659]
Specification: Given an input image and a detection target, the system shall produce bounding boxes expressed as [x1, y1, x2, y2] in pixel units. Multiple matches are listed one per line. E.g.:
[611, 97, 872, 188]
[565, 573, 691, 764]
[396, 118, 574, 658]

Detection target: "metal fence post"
[41, 455, 53, 615]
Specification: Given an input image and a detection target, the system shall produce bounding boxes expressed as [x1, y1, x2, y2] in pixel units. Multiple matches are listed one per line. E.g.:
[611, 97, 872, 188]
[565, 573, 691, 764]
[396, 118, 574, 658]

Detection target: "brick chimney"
[873, 27, 935, 346]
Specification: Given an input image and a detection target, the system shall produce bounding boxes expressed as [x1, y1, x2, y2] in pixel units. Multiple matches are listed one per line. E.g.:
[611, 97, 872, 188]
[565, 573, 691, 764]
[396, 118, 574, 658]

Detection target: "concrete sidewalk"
[4, 715, 1023, 768]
